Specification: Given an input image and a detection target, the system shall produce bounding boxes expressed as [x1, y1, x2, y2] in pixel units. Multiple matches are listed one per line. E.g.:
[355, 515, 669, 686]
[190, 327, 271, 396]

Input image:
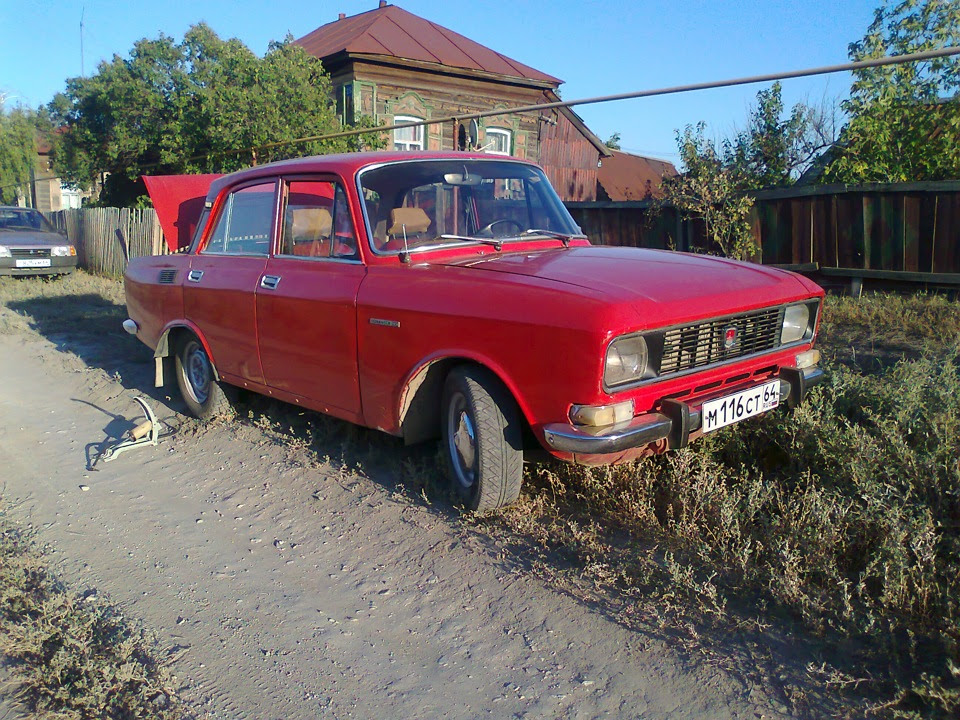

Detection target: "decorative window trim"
[485, 127, 512, 156]
[393, 115, 424, 151]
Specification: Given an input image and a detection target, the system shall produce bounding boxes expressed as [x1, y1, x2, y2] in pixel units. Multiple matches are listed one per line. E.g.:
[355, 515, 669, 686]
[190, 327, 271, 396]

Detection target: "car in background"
[125, 152, 824, 512]
[0, 206, 77, 276]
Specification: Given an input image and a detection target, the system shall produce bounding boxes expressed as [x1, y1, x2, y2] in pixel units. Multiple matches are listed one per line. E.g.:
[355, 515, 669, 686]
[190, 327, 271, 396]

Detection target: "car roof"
[207, 151, 540, 199]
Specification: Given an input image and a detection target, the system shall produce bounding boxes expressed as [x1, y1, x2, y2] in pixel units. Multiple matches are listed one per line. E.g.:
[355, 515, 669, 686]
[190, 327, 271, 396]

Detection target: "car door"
[184, 179, 277, 385]
[256, 176, 366, 421]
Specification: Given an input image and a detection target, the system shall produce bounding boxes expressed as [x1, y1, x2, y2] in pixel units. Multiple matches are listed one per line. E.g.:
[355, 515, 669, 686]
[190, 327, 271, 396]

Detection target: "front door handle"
[260, 274, 281, 290]
[187, 269, 204, 282]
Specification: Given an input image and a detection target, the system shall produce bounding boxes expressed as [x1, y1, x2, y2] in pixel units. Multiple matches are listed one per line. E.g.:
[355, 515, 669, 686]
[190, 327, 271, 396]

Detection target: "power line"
[9, 45, 960, 192]
[191, 45, 960, 161]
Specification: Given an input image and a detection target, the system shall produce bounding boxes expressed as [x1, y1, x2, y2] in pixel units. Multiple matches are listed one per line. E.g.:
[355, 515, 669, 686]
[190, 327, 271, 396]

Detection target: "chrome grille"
[158, 269, 177, 284]
[658, 307, 784, 376]
[10, 248, 50, 258]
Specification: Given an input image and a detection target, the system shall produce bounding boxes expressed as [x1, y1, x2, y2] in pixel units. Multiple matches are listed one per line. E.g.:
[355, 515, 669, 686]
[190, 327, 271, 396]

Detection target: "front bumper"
[0, 257, 78, 276]
[541, 366, 825, 455]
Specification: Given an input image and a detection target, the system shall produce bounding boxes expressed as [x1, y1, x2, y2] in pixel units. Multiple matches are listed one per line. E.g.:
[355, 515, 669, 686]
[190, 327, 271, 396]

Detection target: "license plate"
[15, 258, 51, 268]
[702, 380, 779, 433]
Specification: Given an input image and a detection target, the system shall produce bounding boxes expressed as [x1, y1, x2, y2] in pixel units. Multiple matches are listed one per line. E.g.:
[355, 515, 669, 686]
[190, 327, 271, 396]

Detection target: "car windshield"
[0, 207, 57, 233]
[359, 159, 583, 255]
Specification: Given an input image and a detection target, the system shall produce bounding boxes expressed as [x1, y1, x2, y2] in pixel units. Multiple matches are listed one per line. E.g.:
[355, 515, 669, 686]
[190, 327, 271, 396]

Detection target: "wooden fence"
[45, 207, 167, 276]
[567, 180, 960, 284]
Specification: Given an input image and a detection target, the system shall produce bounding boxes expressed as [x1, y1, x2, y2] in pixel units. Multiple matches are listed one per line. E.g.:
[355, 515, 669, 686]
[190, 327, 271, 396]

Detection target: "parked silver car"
[0, 207, 77, 276]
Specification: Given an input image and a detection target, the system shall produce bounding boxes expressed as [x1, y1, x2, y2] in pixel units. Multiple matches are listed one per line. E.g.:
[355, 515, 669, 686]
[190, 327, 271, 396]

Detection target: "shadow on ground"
[6, 293, 163, 402]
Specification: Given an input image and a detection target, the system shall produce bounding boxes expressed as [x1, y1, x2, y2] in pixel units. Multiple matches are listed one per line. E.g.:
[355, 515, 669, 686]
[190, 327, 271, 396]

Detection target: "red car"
[125, 152, 824, 511]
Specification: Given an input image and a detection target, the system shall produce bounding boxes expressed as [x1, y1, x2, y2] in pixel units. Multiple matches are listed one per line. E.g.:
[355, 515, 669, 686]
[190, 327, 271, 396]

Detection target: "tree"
[0, 102, 49, 205]
[604, 132, 621, 151]
[50, 24, 385, 206]
[822, 0, 960, 182]
[725, 82, 837, 188]
[660, 123, 757, 261]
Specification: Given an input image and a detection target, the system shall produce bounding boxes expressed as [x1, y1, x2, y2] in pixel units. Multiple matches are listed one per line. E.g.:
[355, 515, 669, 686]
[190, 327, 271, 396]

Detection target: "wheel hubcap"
[449, 395, 477, 489]
[185, 343, 211, 404]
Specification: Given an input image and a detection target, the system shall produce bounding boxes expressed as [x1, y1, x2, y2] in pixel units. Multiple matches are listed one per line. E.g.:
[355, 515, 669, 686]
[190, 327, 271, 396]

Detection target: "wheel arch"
[397, 352, 532, 446]
[154, 321, 221, 385]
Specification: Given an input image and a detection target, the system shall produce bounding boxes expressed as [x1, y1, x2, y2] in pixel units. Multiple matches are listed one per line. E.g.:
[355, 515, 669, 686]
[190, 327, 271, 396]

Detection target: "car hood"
[451, 245, 813, 327]
[0, 230, 68, 246]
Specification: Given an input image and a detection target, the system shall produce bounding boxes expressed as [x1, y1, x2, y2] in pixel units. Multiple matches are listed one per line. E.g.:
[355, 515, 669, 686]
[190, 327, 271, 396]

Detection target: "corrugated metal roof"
[597, 150, 678, 201]
[296, 4, 560, 85]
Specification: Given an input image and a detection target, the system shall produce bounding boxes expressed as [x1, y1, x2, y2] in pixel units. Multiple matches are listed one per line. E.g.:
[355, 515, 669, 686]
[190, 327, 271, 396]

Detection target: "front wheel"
[441, 366, 523, 511]
[175, 335, 234, 420]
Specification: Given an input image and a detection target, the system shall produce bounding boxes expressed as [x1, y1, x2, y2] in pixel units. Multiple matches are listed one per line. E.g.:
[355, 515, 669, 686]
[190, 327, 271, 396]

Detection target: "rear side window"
[279, 179, 358, 260]
[203, 181, 277, 255]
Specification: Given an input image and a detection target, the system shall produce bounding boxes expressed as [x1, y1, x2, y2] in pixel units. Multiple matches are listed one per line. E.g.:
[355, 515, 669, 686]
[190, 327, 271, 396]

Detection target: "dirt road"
[0, 325, 791, 719]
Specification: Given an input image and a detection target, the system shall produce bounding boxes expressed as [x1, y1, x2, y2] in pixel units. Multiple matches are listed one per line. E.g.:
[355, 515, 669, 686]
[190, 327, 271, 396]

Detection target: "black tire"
[175, 335, 234, 420]
[441, 365, 523, 511]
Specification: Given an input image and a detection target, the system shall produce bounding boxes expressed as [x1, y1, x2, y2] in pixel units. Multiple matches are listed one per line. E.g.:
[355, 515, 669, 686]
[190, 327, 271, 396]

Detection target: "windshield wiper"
[520, 228, 587, 248]
[398, 234, 505, 263]
[437, 234, 505, 250]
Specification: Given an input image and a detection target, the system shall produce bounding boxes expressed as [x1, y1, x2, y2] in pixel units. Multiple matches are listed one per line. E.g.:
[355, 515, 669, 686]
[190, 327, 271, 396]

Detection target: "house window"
[485, 127, 512, 155]
[393, 115, 424, 151]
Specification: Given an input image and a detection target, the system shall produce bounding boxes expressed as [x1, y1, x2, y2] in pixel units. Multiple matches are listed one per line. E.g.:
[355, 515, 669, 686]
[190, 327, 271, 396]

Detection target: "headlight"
[51, 245, 76, 257]
[0, 246, 10, 258]
[604, 334, 648, 388]
[781, 304, 811, 344]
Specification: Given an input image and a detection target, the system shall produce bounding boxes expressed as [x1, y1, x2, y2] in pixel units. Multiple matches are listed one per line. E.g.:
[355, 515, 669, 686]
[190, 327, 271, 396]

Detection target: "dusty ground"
[0, 281, 804, 719]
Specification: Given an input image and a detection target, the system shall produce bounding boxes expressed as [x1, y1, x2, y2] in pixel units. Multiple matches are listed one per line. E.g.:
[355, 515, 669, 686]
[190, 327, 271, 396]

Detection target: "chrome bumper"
[542, 366, 825, 455]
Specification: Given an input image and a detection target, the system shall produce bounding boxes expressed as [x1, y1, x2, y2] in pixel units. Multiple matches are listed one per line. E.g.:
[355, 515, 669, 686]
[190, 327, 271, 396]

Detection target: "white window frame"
[393, 115, 424, 151]
[485, 127, 512, 156]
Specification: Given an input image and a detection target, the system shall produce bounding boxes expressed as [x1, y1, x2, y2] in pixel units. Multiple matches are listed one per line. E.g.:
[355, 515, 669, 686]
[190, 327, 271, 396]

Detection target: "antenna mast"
[80, 7, 85, 77]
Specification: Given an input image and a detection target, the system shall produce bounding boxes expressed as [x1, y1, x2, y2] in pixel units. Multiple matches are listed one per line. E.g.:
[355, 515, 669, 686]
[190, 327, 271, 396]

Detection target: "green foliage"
[659, 123, 757, 260]
[725, 82, 834, 188]
[50, 24, 386, 206]
[0, 103, 48, 205]
[604, 131, 621, 151]
[823, 0, 960, 182]
[659, 83, 835, 260]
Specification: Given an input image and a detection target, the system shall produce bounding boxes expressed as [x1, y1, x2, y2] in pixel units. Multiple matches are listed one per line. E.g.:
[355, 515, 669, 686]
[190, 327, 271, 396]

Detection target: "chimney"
[379, 1, 387, 7]
[338, 12, 346, 19]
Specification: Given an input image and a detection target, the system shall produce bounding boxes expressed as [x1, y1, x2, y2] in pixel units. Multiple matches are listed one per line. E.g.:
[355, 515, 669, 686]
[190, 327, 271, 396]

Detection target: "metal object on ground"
[100, 397, 162, 463]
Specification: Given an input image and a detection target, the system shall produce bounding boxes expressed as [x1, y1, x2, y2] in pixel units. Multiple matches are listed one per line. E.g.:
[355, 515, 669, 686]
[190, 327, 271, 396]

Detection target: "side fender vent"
[158, 269, 177, 284]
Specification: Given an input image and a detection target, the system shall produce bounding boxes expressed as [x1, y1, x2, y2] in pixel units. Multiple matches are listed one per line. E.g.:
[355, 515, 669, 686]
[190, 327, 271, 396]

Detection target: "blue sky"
[2, 0, 880, 163]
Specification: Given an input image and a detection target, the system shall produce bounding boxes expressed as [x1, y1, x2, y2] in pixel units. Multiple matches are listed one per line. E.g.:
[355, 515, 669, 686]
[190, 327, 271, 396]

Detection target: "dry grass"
[0, 510, 182, 719]
[489, 292, 960, 719]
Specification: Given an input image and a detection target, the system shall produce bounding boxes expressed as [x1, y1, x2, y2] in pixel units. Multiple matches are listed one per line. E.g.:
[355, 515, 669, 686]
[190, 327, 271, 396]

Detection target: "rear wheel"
[175, 335, 233, 419]
[441, 366, 523, 511]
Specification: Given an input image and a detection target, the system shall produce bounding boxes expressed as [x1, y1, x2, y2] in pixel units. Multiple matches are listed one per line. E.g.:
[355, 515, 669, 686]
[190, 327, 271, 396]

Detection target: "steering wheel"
[476, 219, 524, 238]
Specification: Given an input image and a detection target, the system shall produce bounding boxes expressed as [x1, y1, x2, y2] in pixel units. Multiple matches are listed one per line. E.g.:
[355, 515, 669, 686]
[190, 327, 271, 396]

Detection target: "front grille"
[158, 269, 177, 284]
[658, 307, 784, 376]
[10, 248, 50, 258]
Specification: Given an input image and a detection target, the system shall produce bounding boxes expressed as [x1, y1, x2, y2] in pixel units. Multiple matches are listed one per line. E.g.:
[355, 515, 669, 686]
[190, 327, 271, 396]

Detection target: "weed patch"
[496, 293, 960, 718]
[0, 510, 182, 719]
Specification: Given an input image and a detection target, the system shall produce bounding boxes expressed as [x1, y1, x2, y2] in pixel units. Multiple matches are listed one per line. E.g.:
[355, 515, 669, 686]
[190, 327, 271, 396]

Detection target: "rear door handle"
[187, 269, 204, 282]
[260, 274, 281, 290]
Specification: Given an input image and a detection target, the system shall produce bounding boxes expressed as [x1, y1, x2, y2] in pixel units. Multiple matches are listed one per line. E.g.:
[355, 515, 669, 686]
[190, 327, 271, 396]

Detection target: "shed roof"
[597, 150, 678, 201]
[295, 3, 560, 85]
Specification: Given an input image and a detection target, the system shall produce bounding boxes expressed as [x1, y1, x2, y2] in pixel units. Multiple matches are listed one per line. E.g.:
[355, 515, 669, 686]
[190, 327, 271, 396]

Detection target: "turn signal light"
[570, 400, 634, 427]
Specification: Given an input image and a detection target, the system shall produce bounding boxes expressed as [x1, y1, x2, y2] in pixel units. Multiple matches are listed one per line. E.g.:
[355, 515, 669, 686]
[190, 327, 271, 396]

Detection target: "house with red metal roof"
[295, 2, 612, 201]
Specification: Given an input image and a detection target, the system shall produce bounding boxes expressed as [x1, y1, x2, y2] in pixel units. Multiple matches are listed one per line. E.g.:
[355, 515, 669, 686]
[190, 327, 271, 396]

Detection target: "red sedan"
[125, 152, 824, 511]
